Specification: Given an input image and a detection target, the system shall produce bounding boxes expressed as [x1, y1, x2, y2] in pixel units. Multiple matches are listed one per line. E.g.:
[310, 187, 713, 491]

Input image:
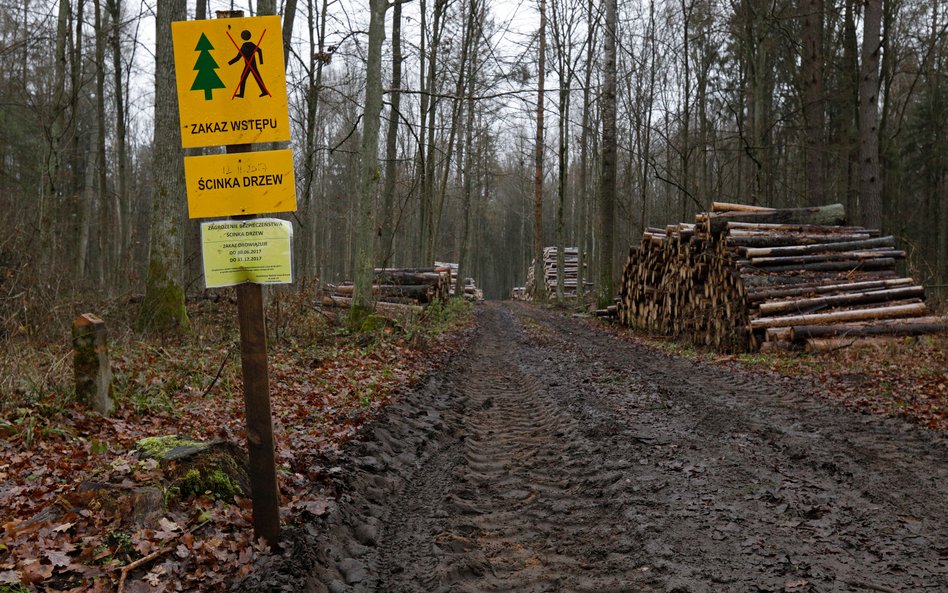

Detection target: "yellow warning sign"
[184, 149, 296, 218]
[202, 218, 293, 288]
[172, 16, 290, 148]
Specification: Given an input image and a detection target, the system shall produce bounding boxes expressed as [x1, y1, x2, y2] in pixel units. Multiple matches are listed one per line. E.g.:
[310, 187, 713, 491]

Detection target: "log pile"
[617, 202, 947, 352]
[435, 262, 484, 301]
[322, 268, 452, 312]
[525, 246, 588, 300]
[434, 262, 459, 294]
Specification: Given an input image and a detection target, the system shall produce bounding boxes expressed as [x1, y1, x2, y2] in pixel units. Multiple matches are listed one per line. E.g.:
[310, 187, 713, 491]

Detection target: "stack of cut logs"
[461, 278, 484, 302]
[434, 262, 484, 301]
[322, 267, 452, 313]
[525, 247, 587, 300]
[617, 202, 947, 352]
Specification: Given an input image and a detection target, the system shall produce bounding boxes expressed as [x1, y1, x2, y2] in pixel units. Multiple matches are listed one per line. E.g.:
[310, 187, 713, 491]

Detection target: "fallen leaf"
[0, 570, 19, 584]
[45, 550, 72, 568]
[145, 564, 166, 586]
[21, 560, 53, 584]
[784, 578, 809, 591]
[157, 517, 181, 533]
[292, 497, 330, 517]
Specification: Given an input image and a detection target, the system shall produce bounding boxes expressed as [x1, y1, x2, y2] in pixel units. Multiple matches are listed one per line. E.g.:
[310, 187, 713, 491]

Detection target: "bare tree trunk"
[932, 0, 947, 293]
[298, 0, 329, 281]
[679, 0, 693, 221]
[46, 0, 70, 199]
[801, 0, 825, 205]
[858, 0, 883, 229]
[597, 0, 617, 308]
[71, 0, 88, 287]
[842, 0, 859, 219]
[93, 0, 108, 290]
[556, 78, 569, 303]
[457, 0, 482, 298]
[77, 134, 94, 282]
[69, 0, 86, 200]
[434, 32, 473, 260]
[533, 0, 548, 302]
[740, 0, 772, 205]
[422, 0, 446, 264]
[40, 0, 72, 278]
[550, 0, 574, 303]
[639, 0, 656, 233]
[350, 0, 387, 322]
[282, 0, 298, 63]
[695, 6, 712, 208]
[416, 0, 428, 265]
[576, 0, 596, 307]
[107, 0, 129, 290]
[380, 0, 403, 267]
[138, 0, 188, 332]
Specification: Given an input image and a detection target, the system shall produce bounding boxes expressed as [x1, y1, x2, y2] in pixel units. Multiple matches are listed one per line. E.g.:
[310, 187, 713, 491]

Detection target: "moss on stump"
[136, 436, 249, 502]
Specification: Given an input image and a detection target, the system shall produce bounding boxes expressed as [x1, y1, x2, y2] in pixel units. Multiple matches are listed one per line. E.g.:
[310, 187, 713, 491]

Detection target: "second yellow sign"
[184, 149, 296, 218]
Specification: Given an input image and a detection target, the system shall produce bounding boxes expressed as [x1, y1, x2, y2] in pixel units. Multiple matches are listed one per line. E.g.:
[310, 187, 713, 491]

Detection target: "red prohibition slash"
[226, 28, 271, 99]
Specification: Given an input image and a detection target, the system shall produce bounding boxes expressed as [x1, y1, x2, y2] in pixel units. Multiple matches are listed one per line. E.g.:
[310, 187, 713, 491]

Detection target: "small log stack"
[434, 262, 459, 293]
[525, 246, 588, 300]
[617, 202, 947, 352]
[322, 267, 452, 311]
[435, 261, 484, 301]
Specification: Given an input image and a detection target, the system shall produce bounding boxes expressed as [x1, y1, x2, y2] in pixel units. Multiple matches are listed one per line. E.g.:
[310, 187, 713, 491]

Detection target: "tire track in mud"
[514, 302, 948, 592]
[234, 302, 947, 593]
[375, 308, 657, 593]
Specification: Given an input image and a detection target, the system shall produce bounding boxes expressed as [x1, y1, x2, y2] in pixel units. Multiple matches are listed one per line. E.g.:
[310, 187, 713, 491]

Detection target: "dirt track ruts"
[234, 301, 948, 593]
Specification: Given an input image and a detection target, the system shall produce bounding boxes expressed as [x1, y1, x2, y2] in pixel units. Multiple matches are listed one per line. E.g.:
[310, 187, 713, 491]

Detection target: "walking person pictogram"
[227, 29, 270, 98]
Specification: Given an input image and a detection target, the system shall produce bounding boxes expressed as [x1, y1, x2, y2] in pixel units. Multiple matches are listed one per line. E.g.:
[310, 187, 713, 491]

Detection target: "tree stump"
[136, 436, 250, 502]
[72, 314, 114, 416]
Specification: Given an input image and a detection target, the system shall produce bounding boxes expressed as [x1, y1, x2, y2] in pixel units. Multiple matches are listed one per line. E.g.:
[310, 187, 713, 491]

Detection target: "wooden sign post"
[230, 144, 281, 548]
[172, 12, 294, 547]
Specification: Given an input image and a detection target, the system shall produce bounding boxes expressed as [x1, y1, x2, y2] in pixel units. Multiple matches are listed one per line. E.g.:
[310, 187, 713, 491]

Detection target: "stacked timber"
[434, 262, 459, 292]
[525, 246, 587, 300]
[462, 278, 484, 302]
[322, 267, 452, 312]
[435, 261, 484, 301]
[617, 202, 947, 352]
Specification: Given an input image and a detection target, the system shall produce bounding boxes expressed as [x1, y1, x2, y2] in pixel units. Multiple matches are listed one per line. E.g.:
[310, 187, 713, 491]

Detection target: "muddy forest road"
[238, 302, 947, 593]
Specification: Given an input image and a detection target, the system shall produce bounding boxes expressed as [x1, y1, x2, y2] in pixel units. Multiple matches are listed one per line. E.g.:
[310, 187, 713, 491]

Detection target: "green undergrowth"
[422, 298, 474, 334]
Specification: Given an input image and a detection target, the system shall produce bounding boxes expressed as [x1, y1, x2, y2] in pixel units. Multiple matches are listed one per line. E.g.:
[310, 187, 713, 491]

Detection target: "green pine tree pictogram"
[191, 33, 225, 100]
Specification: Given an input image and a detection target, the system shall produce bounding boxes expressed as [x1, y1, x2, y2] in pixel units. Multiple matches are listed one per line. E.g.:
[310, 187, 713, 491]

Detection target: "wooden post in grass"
[72, 314, 114, 416]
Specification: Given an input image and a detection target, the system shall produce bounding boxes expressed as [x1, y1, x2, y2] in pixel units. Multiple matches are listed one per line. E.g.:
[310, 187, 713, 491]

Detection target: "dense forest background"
[0, 0, 944, 319]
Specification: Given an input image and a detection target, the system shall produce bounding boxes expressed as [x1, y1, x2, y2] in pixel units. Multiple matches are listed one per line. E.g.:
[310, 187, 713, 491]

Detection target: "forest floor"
[0, 291, 474, 592]
[1, 298, 946, 592]
[234, 301, 947, 593]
